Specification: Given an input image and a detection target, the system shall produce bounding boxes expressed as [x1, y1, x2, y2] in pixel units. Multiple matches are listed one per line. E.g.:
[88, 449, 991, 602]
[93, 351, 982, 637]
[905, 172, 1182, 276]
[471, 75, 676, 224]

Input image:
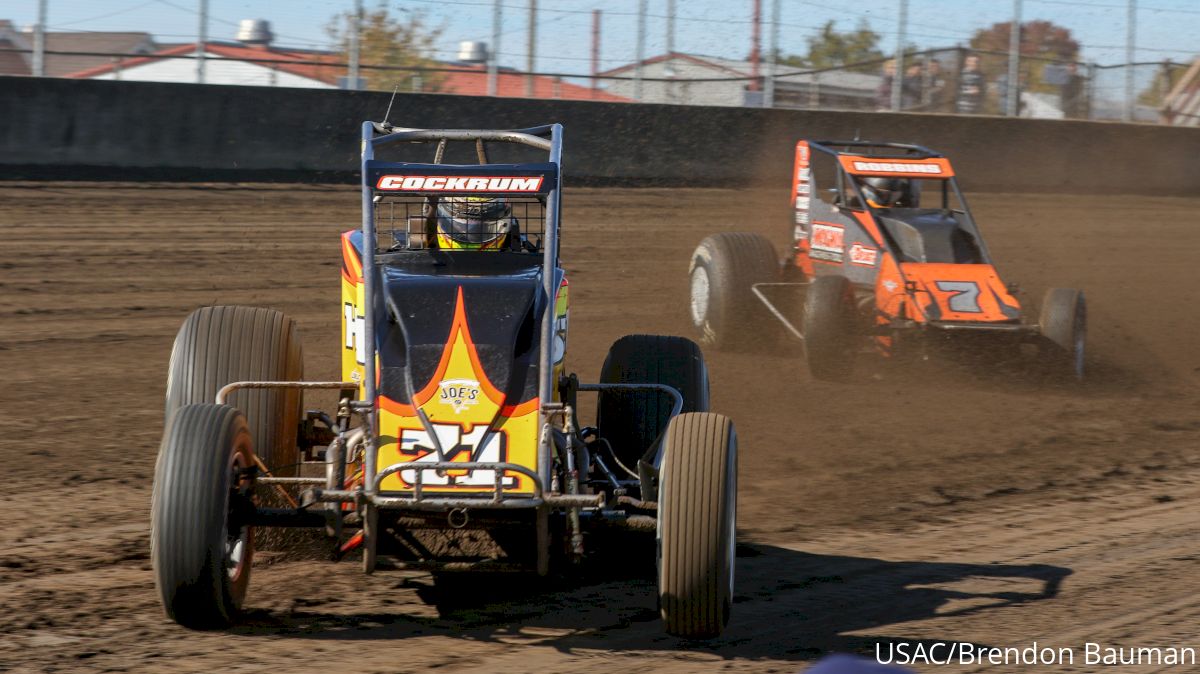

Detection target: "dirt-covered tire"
[658, 412, 737, 639]
[1039, 288, 1087, 380]
[152, 403, 256, 628]
[689, 232, 779, 350]
[596, 335, 710, 469]
[802, 275, 857, 382]
[166, 306, 303, 475]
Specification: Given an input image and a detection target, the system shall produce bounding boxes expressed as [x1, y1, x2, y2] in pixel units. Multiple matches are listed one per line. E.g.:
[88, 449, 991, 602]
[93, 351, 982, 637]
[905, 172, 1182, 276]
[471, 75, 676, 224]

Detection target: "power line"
[402, 0, 826, 30]
[1029, 0, 1200, 13]
[53, 1, 158, 28]
[150, 0, 333, 48]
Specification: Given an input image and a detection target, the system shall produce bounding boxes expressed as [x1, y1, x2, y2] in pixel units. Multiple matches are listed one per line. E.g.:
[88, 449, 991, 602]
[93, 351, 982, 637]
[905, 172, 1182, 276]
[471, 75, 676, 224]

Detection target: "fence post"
[1086, 62, 1097, 121]
[890, 0, 908, 111]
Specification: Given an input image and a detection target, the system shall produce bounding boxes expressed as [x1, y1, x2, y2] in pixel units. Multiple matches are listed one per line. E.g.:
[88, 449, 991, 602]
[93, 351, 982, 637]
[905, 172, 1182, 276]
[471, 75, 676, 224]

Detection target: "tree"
[326, 3, 445, 92]
[970, 20, 1080, 60]
[779, 19, 884, 72]
[968, 20, 1081, 95]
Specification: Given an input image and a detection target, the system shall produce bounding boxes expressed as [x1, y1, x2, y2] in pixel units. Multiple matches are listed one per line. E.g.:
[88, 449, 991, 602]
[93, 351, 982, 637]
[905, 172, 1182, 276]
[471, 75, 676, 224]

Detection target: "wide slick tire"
[596, 335, 710, 469]
[1039, 288, 1087, 380]
[802, 275, 857, 382]
[657, 412, 737, 639]
[689, 232, 779, 350]
[165, 305, 303, 474]
[152, 403, 256, 628]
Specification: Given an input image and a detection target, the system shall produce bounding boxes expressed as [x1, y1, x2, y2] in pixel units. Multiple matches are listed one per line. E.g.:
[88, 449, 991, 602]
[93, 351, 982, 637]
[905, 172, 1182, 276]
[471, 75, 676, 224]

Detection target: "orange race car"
[688, 140, 1086, 381]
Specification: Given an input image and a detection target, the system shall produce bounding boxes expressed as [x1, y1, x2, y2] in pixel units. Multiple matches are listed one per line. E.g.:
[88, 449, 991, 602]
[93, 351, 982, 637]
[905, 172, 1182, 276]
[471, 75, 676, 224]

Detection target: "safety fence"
[0, 45, 1192, 125]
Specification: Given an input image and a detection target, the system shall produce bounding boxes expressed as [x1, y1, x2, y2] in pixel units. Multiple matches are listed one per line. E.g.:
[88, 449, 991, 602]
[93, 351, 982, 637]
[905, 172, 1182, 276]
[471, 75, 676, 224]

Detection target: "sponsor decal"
[795, 196, 810, 210]
[851, 161, 943, 175]
[796, 181, 811, 196]
[438, 378, 481, 414]
[795, 211, 810, 225]
[882, 279, 899, 292]
[343, 302, 365, 366]
[376, 175, 545, 192]
[794, 225, 809, 240]
[397, 423, 515, 487]
[797, 168, 811, 182]
[811, 223, 844, 262]
[848, 242, 879, 267]
[553, 314, 568, 364]
[934, 280, 983, 313]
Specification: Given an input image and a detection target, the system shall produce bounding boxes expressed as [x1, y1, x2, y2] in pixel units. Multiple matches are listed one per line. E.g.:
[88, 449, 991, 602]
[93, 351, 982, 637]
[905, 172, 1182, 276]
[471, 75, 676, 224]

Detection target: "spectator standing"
[1060, 62, 1087, 119]
[901, 61, 923, 110]
[995, 70, 1025, 116]
[956, 53, 986, 114]
[876, 59, 896, 111]
[924, 59, 949, 111]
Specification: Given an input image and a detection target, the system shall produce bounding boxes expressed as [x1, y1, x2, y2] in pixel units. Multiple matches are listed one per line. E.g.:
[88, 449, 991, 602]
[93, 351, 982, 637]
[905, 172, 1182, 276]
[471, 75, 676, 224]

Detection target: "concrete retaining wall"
[2, 77, 1197, 194]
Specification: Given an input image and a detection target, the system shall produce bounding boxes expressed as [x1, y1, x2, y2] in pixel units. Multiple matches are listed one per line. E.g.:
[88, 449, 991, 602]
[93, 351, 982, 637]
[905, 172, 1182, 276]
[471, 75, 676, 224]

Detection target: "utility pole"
[890, 0, 907, 111]
[666, 0, 675, 56]
[526, 0, 536, 97]
[1125, 0, 1137, 121]
[1006, 0, 1021, 116]
[32, 0, 46, 77]
[764, 0, 780, 107]
[195, 0, 208, 84]
[348, 0, 362, 91]
[634, 0, 646, 101]
[591, 10, 601, 98]
[665, 0, 676, 102]
[488, 0, 502, 96]
[750, 0, 761, 92]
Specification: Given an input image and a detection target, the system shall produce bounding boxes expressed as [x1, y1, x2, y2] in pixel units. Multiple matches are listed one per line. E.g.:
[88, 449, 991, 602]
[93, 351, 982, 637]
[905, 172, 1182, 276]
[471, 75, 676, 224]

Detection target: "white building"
[70, 41, 339, 89]
[598, 52, 882, 109]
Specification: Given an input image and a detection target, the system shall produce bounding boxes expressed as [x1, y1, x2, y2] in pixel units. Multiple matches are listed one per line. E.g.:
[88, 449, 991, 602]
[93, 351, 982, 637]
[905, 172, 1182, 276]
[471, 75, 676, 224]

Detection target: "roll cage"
[358, 121, 565, 504]
[806, 139, 993, 264]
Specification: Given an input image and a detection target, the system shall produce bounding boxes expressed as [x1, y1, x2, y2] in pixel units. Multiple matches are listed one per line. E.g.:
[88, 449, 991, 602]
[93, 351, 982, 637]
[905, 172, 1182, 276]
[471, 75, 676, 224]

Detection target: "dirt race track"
[2, 183, 1200, 673]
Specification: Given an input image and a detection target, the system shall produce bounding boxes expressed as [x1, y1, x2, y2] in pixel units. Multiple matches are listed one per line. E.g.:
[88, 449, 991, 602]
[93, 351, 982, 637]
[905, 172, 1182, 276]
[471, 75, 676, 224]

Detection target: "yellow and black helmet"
[435, 196, 512, 250]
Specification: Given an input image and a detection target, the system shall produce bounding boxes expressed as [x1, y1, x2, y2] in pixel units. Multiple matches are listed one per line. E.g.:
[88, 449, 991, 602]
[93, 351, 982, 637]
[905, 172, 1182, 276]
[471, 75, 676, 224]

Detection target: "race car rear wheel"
[689, 233, 779, 350]
[1039, 288, 1087, 380]
[597, 335, 710, 470]
[152, 403, 256, 628]
[802, 275, 858, 382]
[166, 306, 304, 475]
[658, 412, 737, 639]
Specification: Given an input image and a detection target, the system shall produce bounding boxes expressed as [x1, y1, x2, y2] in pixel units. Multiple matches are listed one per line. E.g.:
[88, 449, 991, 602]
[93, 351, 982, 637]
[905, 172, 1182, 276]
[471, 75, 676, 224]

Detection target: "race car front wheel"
[658, 412, 737, 639]
[152, 403, 256, 628]
[689, 232, 779, 350]
[802, 275, 858, 382]
[1039, 288, 1087, 381]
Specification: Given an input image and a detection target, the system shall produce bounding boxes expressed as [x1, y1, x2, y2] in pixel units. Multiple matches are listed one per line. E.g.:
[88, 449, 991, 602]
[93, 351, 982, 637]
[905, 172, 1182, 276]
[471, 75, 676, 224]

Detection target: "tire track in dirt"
[2, 183, 1199, 672]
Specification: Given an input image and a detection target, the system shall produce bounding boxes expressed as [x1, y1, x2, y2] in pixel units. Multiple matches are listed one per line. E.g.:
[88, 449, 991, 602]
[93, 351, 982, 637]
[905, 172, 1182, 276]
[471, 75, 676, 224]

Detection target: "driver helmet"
[435, 196, 512, 250]
[860, 176, 911, 208]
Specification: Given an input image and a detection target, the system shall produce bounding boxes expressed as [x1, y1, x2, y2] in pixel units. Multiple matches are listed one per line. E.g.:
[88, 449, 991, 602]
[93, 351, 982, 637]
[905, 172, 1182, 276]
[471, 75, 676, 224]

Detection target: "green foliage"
[326, 3, 445, 91]
[779, 19, 884, 72]
[968, 20, 1081, 95]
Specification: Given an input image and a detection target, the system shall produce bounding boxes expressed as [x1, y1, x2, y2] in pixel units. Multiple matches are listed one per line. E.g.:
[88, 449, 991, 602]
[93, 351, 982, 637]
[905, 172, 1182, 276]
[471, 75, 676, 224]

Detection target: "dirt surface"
[2, 183, 1199, 673]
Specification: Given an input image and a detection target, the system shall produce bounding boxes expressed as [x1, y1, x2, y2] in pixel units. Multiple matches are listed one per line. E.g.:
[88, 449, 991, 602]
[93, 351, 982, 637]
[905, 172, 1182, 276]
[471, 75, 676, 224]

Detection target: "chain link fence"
[760, 48, 1192, 124]
[1, 45, 1194, 125]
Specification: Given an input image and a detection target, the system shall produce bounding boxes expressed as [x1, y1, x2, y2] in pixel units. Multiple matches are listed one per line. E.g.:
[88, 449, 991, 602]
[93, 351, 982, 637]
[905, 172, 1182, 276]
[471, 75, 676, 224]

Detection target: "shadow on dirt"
[232, 541, 1070, 663]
